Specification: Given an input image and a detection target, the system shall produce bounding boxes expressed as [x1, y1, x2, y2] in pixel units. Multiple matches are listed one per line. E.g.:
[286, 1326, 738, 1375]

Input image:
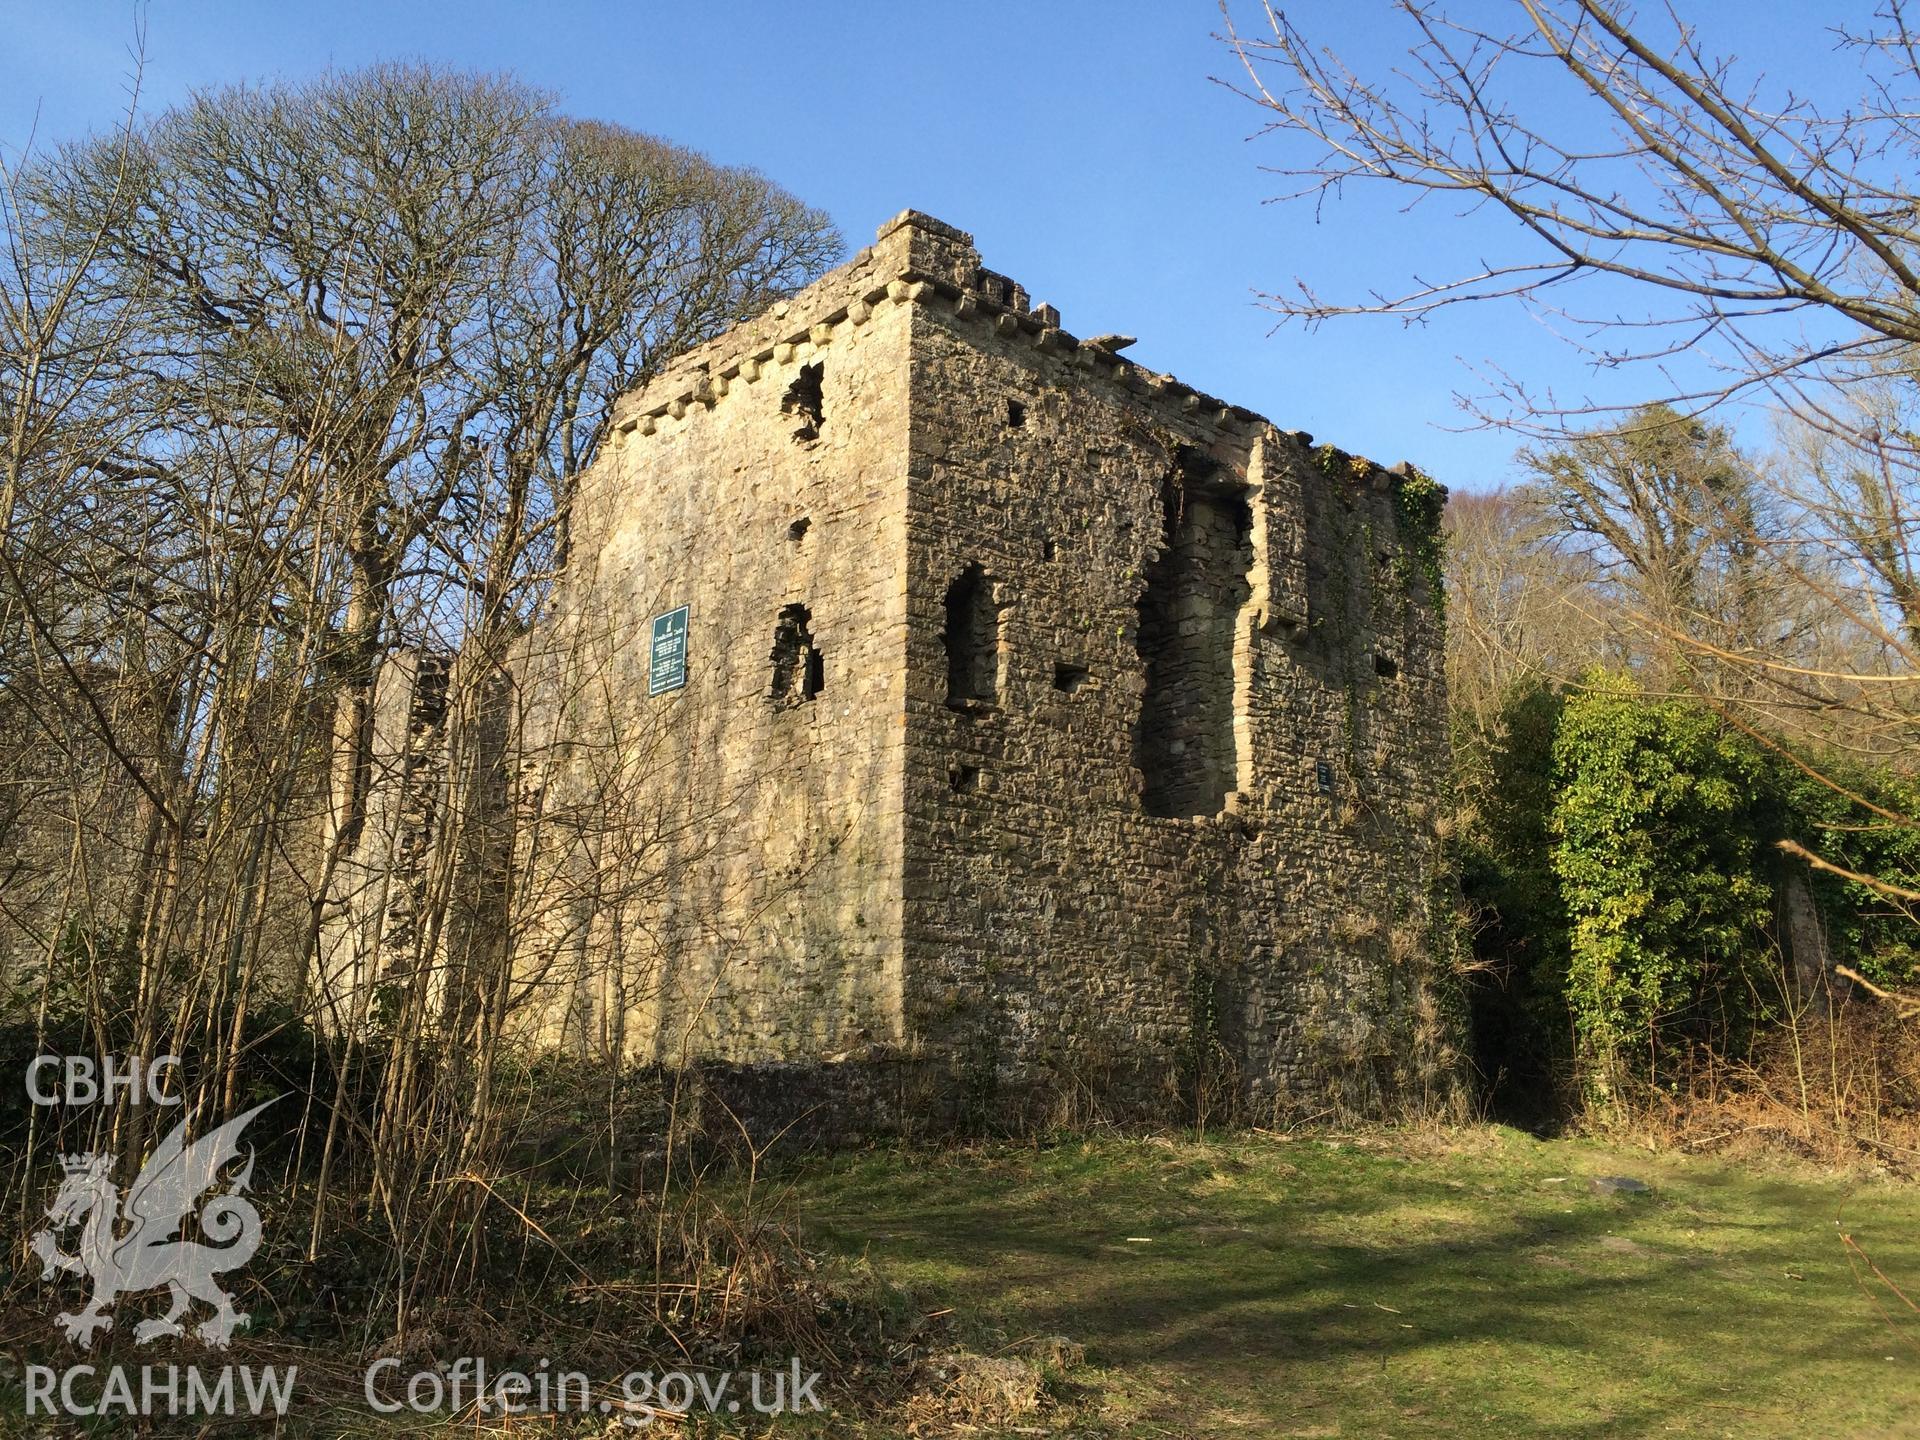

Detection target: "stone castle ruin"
[321, 211, 1463, 1125]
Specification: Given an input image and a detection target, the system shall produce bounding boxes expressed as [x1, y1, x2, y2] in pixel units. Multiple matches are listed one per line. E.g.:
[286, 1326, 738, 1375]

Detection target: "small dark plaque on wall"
[648, 605, 689, 696]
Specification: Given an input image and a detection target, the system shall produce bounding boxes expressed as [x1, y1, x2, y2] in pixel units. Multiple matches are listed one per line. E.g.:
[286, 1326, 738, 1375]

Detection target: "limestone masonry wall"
[331, 210, 1465, 1127]
[541, 242, 917, 1065]
[894, 219, 1460, 1119]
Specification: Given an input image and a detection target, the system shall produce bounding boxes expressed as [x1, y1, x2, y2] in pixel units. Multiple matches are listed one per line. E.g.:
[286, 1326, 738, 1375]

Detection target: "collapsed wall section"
[314, 650, 451, 1017]
[1135, 460, 1255, 819]
[0, 668, 186, 985]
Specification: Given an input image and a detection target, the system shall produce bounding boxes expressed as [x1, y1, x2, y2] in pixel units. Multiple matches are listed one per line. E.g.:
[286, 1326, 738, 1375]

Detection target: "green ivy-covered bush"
[1389, 464, 1448, 616]
[1462, 672, 1920, 1120]
[1548, 673, 1775, 1097]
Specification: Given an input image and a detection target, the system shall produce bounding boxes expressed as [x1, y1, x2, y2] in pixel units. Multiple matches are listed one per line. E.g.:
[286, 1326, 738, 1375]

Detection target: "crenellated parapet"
[611, 212, 1262, 446]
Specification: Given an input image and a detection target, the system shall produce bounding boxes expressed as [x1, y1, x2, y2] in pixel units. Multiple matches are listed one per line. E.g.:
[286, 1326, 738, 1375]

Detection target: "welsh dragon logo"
[29, 1098, 277, 1349]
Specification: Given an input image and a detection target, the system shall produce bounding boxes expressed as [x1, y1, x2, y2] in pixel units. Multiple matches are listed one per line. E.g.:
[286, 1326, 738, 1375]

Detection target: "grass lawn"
[776, 1125, 1920, 1438]
[5, 1125, 1916, 1437]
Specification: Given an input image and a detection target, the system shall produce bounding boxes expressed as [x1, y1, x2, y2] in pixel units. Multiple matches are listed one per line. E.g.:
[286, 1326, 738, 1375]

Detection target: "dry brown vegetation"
[0, 59, 846, 1350]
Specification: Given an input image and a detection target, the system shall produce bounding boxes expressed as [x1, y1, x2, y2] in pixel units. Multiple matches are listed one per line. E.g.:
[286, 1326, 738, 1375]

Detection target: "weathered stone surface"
[330, 212, 1467, 1129]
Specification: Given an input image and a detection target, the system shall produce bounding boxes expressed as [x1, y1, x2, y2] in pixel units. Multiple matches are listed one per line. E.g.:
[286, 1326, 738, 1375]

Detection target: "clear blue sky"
[0, 2, 1867, 493]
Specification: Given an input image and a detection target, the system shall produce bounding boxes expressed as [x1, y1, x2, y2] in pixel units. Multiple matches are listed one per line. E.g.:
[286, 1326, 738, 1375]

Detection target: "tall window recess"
[769, 604, 824, 708]
[1135, 449, 1255, 818]
[943, 563, 1000, 707]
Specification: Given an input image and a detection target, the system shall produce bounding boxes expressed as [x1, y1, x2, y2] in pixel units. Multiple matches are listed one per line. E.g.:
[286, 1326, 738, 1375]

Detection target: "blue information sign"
[647, 605, 689, 696]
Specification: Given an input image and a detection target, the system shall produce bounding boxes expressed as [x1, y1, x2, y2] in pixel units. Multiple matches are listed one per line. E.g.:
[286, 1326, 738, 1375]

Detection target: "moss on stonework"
[1312, 443, 1445, 622]
[1311, 442, 1374, 487]
[1389, 464, 1447, 618]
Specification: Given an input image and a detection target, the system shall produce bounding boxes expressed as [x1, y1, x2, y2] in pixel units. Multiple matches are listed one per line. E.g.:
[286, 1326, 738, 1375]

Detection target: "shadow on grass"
[775, 1134, 1920, 1436]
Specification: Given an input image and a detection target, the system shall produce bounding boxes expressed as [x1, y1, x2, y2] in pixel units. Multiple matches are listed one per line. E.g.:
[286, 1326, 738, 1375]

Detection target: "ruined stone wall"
[316, 211, 1463, 1128]
[893, 218, 1461, 1121]
[1136, 482, 1254, 819]
[0, 670, 166, 985]
[314, 650, 453, 1021]
[1234, 438, 1461, 1115]
[537, 238, 920, 1064]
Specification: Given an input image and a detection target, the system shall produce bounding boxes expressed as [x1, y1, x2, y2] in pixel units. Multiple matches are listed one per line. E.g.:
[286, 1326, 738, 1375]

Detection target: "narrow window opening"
[781, 362, 824, 441]
[788, 516, 811, 542]
[1134, 451, 1254, 818]
[1373, 652, 1398, 679]
[411, 654, 451, 732]
[949, 764, 980, 793]
[1053, 663, 1090, 694]
[1042, 537, 1057, 561]
[1006, 398, 1027, 428]
[943, 563, 999, 707]
[769, 603, 821, 709]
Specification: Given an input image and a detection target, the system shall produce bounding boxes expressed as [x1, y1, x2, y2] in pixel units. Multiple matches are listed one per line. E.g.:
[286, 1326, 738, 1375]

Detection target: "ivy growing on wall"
[1308, 444, 1447, 622]
[1456, 684, 1573, 1120]
[1464, 671, 1920, 1114]
[1773, 760, 1920, 988]
[1389, 464, 1447, 619]
[1178, 956, 1230, 1128]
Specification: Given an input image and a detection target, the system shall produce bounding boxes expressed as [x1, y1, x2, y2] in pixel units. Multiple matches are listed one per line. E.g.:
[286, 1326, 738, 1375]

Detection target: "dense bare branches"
[1442, 485, 1612, 730]
[1222, 4, 1920, 745]
[1221, 1, 1920, 421]
[0, 65, 840, 1302]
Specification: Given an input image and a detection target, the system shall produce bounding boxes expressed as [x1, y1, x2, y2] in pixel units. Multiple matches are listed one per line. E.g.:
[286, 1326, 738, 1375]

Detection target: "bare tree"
[1221, 1, 1920, 426]
[0, 63, 841, 1310]
[1220, 2, 1920, 744]
[1443, 484, 1611, 735]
